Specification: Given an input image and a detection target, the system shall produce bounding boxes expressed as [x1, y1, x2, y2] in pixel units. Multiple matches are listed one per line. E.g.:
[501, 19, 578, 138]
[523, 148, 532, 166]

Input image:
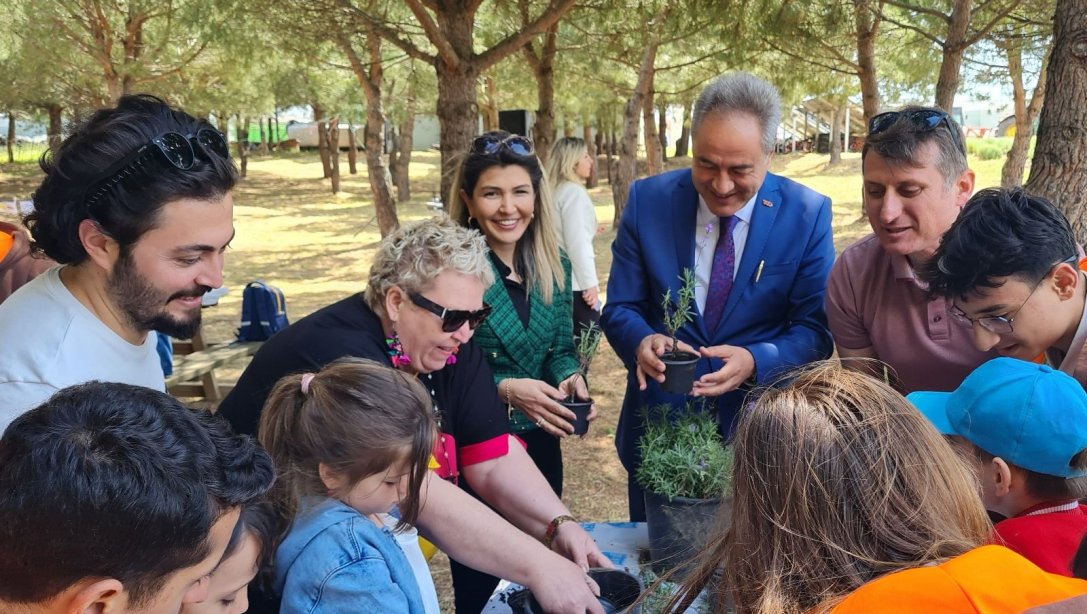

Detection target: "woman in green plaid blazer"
[449, 131, 596, 498]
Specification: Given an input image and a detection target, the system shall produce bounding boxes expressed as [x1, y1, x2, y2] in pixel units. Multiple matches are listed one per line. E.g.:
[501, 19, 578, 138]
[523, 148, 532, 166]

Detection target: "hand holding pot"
[692, 344, 755, 396]
[551, 521, 615, 572]
[507, 378, 578, 437]
[635, 333, 698, 390]
[524, 556, 604, 614]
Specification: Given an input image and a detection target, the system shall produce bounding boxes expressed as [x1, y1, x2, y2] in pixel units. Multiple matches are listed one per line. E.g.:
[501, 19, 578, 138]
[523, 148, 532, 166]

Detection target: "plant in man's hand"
[661, 268, 696, 357]
[635, 402, 732, 500]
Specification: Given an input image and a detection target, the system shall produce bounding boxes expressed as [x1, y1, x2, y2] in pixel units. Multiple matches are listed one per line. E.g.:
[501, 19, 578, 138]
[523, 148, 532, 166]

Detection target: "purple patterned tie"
[703, 216, 738, 332]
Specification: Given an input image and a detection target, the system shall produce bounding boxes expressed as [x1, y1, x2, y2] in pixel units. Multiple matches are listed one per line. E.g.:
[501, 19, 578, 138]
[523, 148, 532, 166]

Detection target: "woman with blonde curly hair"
[545, 137, 599, 340]
[219, 217, 611, 614]
[665, 361, 1087, 613]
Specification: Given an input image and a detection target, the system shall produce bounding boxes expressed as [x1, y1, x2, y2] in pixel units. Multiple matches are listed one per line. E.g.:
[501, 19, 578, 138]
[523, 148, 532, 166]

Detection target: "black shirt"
[218, 294, 510, 477]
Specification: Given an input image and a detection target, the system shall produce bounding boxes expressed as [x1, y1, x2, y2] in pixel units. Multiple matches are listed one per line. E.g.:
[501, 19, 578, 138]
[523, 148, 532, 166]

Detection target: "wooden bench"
[166, 336, 261, 402]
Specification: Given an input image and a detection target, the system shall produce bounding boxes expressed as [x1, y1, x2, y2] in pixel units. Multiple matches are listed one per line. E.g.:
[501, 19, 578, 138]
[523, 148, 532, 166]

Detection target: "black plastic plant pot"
[508, 568, 643, 614]
[559, 397, 593, 436]
[643, 489, 730, 579]
[660, 350, 699, 395]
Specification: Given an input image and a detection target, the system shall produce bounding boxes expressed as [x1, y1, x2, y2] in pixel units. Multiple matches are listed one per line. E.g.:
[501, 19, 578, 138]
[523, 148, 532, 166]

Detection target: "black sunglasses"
[83, 129, 230, 211]
[409, 292, 492, 332]
[471, 134, 534, 157]
[868, 109, 965, 155]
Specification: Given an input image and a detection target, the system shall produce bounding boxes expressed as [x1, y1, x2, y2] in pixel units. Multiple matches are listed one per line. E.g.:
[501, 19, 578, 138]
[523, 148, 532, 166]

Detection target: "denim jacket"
[274, 498, 425, 614]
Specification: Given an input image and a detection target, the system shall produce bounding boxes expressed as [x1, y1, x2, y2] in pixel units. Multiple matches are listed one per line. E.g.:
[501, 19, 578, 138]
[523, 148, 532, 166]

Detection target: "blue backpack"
[237, 281, 289, 341]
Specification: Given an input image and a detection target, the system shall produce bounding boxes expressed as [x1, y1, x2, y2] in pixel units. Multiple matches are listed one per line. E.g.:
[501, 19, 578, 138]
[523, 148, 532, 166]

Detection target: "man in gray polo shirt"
[826, 106, 997, 392]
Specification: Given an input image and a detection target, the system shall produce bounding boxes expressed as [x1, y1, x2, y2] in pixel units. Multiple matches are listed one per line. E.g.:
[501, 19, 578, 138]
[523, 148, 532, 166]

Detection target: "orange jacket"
[829, 545, 1087, 613]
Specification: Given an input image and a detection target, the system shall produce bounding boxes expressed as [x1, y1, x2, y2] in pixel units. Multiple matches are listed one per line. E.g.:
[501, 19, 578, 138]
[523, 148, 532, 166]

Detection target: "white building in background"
[951, 99, 1015, 138]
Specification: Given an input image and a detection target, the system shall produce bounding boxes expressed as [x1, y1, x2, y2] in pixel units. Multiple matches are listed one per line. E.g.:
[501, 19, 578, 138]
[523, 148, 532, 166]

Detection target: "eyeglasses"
[83, 129, 230, 211]
[471, 134, 534, 157]
[409, 292, 492, 332]
[868, 109, 965, 156]
[948, 256, 1077, 333]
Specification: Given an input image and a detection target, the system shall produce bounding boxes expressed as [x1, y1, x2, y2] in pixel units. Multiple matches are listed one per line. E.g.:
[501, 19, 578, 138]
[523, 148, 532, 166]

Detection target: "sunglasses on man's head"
[83, 129, 230, 211]
[867, 109, 966, 155]
[409, 292, 492, 332]
[471, 134, 534, 157]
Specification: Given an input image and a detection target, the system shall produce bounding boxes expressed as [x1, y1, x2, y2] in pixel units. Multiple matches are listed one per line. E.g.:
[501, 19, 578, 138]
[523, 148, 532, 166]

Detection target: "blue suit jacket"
[601, 168, 835, 471]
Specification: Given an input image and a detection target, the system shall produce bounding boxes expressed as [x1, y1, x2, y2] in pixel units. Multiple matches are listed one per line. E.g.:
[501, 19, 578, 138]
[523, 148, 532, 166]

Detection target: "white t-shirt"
[0, 267, 164, 429]
[553, 181, 599, 292]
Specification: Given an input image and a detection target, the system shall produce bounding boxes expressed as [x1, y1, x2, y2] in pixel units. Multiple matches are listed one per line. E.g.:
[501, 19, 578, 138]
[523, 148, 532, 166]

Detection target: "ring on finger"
[536, 418, 546, 428]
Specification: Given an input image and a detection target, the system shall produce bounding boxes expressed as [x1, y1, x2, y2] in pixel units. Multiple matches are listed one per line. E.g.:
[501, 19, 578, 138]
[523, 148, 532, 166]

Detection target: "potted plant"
[636, 402, 733, 578]
[659, 268, 700, 394]
[560, 322, 602, 436]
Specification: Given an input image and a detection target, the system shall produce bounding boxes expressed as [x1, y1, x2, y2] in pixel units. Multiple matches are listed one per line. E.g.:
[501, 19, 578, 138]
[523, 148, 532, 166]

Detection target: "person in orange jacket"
[661, 361, 1087, 614]
[0, 220, 54, 303]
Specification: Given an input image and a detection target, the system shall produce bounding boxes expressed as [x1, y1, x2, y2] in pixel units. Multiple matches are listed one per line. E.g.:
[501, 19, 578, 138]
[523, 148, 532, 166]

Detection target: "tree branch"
[403, 0, 459, 69]
[475, 0, 578, 72]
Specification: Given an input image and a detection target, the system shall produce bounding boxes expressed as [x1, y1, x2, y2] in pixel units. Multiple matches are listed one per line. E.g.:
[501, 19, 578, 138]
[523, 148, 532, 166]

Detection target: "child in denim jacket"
[260, 358, 439, 613]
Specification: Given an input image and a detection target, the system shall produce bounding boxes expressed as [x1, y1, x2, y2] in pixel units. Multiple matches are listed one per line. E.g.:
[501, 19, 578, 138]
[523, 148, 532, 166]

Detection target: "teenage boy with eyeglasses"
[918, 188, 1087, 388]
[0, 94, 236, 427]
[825, 105, 998, 392]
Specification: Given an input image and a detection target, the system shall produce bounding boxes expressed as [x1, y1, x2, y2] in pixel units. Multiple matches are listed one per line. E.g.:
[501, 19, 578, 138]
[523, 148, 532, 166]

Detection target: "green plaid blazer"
[474, 254, 579, 432]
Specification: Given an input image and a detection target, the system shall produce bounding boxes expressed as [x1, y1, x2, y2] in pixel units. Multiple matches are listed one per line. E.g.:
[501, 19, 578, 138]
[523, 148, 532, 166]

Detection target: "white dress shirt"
[694, 194, 756, 314]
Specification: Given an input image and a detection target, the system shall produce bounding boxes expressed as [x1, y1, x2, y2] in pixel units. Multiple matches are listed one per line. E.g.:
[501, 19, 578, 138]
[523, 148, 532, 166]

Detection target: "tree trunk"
[339, 31, 398, 235]
[1002, 40, 1050, 187]
[934, 0, 973, 111]
[643, 85, 662, 176]
[675, 101, 690, 157]
[6, 113, 14, 164]
[267, 116, 275, 149]
[273, 113, 281, 147]
[482, 74, 499, 132]
[347, 121, 359, 175]
[855, 0, 882, 123]
[1025, 0, 1087, 243]
[388, 127, 400, 185]
[326, 116, 341, 193]
[436, 60, 480, 206]
[221, 113, 231, 153]
[525, 23, 558, 162]
[658, 101, 668, 162]
[584, 119, 598, 189]
[613, 13, 666, 225]
[236, 115, 250, 178]
[606, 125, 616, 185]
[829, 103, 845, 166]
[46, 104, 63, 156]
[396, 97, 416, 202]
[315, 102, 332, 179]
[258, 115, 269, 155]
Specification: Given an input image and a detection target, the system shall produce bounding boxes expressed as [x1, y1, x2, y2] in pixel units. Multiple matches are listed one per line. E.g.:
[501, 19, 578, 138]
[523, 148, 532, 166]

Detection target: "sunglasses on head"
[409, 292, 492, 332]
[868, 109, 965, 155]
[83, 129, 230, 211]
[471, 134, 534, 157]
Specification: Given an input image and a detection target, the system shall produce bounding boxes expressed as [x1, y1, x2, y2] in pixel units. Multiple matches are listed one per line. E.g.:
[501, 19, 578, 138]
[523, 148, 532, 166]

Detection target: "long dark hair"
[447, 130, 565, 303]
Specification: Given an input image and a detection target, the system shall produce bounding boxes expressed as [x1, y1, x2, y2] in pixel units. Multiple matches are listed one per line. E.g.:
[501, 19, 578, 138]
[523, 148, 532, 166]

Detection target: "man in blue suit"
[601, 72, 835, 519]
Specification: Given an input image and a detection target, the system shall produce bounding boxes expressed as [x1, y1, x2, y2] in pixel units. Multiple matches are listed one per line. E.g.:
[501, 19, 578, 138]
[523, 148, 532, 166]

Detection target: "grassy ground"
[0, 146, 1009, 612]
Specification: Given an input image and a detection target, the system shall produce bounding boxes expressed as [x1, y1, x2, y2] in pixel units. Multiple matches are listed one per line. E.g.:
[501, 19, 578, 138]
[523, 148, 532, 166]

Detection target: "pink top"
[826, 234, 998, 392]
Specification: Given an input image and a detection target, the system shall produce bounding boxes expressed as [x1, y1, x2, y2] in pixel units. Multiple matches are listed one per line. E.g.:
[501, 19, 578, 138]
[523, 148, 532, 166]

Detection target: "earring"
[385, 330, 412, 368]
[446, 345, 459, 366]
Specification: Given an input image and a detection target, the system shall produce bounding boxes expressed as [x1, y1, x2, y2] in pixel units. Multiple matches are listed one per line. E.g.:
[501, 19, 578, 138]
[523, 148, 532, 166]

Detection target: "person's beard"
[107, 248, 209, 340]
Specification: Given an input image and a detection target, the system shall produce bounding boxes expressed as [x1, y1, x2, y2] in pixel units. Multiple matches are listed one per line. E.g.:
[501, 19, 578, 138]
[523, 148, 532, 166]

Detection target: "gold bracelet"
[504, 380, 513, 419]
[543, 514, 577, 549]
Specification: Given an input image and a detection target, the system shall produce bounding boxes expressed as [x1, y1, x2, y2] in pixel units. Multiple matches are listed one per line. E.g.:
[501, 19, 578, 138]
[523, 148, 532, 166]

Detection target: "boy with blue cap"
[908, 357, 1087, 577]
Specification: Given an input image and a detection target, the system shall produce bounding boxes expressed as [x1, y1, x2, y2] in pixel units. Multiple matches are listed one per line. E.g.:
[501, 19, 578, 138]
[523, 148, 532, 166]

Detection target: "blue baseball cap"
[907, 358, 1087, 478]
